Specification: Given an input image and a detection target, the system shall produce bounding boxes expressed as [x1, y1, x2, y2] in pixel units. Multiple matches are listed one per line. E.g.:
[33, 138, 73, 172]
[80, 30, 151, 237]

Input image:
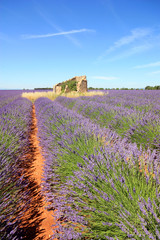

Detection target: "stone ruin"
[53, 75, 87, 94]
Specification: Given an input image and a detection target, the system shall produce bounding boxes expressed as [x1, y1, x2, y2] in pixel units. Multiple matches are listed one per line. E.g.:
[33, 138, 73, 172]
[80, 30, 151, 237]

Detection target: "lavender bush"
[0, 96, 32, 239]
[35, 97, 160, 240]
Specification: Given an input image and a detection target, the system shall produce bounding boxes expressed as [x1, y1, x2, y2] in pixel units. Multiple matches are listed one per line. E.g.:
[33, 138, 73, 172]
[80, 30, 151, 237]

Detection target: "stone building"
[53, 75, 87, 94]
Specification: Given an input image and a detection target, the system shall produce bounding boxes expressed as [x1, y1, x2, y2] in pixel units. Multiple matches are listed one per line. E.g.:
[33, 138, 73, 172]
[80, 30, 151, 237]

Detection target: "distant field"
[0, 89, 160, 239]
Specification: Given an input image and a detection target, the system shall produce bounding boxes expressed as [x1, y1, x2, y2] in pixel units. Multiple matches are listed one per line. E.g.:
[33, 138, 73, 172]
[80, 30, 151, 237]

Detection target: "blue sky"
[0, 0, 160, 89]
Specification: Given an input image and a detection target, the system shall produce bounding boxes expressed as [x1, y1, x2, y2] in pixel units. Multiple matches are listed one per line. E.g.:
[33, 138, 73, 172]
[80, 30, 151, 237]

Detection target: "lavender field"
[0, 90, 160, 239]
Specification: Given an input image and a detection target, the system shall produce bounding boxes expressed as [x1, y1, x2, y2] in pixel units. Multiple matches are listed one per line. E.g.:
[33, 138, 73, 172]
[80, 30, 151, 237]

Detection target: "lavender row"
[55, 92, 160, 151]
[83, 90, 160, 113]
[0, 90, 24, 108]
[35, 97, 160, 239]
[0, 97, 32, 240]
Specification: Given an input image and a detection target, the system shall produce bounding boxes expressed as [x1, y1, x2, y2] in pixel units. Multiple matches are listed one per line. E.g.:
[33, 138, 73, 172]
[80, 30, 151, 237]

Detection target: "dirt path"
[20, 105, 57, 240]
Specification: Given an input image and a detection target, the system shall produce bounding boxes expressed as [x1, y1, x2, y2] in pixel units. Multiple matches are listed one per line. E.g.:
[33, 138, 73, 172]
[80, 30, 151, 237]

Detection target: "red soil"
[20, 105, 57, 240]
[32, 105, 58, 239]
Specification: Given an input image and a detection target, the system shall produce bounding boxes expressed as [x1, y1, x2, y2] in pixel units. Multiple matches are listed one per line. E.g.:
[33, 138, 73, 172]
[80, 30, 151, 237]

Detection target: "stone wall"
[53, 75, 87, 93]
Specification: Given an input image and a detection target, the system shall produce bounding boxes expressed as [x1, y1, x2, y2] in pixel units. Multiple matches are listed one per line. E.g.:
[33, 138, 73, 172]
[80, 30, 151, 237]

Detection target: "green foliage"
[90, 87, 104, 90]
[61, 80, 77, 92]
[128, 122, 160, 150]
[34, 87, 53, 90]
[145, 85, 160, 90]
[56, 134, 101, 182]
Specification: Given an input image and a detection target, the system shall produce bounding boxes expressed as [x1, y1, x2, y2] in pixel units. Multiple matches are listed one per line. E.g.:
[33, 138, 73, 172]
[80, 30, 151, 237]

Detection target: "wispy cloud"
[22, 28, 94, 39]
[108, 43, 152, 62]
[133, 61, 160, 69]
[90, 76, 118, 80]
[97, 27, 152, 61]
[107, 28, 151, 53]
[102, 28, 151, 58]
